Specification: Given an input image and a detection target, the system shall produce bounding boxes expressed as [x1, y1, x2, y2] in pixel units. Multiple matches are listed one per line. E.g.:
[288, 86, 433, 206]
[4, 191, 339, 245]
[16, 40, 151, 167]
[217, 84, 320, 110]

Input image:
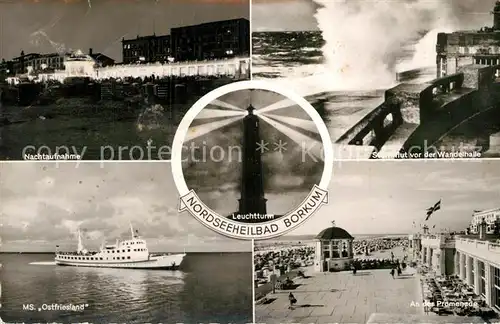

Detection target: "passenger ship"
[54, 224, 186, 270]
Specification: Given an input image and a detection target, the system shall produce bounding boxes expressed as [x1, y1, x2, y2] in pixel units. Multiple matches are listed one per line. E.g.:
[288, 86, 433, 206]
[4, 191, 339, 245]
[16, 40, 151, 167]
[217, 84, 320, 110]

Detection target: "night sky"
[0, 0, 249, 61]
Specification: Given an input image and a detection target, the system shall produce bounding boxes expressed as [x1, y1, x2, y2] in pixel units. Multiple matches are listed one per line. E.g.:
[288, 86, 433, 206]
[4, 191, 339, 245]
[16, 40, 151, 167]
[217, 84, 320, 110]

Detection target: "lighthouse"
[237, 103, 267, 217]
[493, 1, 500, 30]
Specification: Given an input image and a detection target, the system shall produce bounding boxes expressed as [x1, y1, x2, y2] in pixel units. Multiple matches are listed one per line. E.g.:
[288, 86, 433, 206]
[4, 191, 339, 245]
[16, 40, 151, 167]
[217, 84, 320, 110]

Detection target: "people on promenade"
[288, 293, 297, 309]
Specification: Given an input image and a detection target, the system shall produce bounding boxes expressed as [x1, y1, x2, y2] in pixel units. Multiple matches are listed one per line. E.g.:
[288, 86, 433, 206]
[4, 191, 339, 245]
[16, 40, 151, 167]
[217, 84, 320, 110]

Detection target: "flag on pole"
[425, 200, 441, 221]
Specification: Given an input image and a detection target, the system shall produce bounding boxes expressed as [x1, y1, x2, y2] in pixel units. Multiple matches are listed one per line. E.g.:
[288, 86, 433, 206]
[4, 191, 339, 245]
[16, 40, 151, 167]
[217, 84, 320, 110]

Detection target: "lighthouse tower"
[238, 104, 267, 217]
[493, 1, 500, 30]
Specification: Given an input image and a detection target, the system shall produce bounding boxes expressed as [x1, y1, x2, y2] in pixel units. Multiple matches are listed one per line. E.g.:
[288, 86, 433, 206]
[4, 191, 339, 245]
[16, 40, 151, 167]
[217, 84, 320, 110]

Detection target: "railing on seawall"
[419, 73, 464, 108]
[335, 98, 403, 149]
[335, 102, 387, 146]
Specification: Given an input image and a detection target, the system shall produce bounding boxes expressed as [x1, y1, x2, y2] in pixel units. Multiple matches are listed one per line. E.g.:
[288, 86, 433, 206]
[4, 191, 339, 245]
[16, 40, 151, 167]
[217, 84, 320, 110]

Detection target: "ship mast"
[77, 229, 84, 253]
[130, 222, 136, 239]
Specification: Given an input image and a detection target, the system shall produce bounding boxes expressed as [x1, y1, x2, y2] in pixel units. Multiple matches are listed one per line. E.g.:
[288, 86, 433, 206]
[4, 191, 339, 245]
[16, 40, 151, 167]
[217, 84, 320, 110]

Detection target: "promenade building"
[314, 222, 354, 272]
[2, 18, 249, 81]
[416, 209, 500, 312]
[436, 1, 500, 77]
[2, 49, 114, 76]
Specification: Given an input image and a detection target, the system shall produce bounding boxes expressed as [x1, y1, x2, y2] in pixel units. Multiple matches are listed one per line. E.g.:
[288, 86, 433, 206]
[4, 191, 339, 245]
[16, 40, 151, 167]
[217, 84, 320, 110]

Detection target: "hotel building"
[415, 209, 500, 312]
[121, 35, 171, 64]
[170, 18, 250, 62]
[471, 208, 500, 234]
[121, 18, 250, 64]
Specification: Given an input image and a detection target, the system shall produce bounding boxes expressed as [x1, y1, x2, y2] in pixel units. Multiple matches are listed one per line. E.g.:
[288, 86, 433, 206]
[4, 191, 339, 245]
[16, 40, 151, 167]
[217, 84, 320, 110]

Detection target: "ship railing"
[56, 251, 100, 256]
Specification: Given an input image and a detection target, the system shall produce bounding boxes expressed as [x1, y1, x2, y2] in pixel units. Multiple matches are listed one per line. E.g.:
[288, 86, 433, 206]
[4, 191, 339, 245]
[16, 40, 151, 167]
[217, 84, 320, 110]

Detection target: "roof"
[316, 226, 353, 240]
[171, 18, 249, 31]
[90, 53, 115, 62]
[473, 207, 500, 215]
[122, 34, 170, 42]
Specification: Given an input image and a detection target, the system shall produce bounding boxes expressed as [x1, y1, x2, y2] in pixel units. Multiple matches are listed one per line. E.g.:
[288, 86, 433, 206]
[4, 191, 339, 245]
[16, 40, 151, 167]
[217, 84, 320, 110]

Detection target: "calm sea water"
[0, 253, 252, 324]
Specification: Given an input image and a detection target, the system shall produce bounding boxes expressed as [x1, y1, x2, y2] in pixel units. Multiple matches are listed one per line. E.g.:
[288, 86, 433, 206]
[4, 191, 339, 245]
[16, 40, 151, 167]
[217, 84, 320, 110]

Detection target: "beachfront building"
[416, 214, 500, 311]
[436, 1, 500, 78]
[314, 222, 354, 272]
[170, 18, 250, 62]
[419, 232, 457, 276]
[455, 219, 500, 311]
[471, 208, 500, 234]
[408, 233, 422, 260]
[122, 34, 172, 64]
[5, 56, 250, 85]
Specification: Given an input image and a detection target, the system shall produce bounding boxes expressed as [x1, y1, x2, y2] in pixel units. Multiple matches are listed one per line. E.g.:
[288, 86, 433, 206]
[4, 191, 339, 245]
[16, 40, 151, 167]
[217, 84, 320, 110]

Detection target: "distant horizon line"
[283, 233, 411, 237]
[253, 29, 319, 33]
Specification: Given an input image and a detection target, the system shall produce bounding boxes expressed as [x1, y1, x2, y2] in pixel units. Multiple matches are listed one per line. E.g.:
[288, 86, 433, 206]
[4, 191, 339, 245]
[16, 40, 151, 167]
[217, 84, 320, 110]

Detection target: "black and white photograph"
[0, 0, 250, 160]
[252, 0, 500, 159]
[254, 160, 500, 323]
[181, 88, 324, 223]
[0, 162, 252, 323]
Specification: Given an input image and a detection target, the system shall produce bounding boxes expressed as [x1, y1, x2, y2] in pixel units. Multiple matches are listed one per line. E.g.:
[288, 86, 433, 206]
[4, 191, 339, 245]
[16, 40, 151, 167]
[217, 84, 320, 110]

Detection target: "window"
[322, 243, 330, 259]
[479, 261, 486, 297]
[494, 267, 500, 310]
[470, 258, 475, 289]
[127, 256, 131, 259]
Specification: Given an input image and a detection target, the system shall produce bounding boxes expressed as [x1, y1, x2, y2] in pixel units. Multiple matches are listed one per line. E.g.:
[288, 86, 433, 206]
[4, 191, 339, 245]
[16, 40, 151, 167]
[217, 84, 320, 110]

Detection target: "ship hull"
[55, 253, 186, 270]
[55, 263, 182, 270]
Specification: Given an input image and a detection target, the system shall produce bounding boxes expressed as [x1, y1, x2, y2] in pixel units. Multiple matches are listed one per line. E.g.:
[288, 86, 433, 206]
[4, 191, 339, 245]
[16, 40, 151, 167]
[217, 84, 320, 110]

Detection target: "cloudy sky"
[252, 0, 319, 31]
[0, 162, 251, 253]
[252, 0, 494, 32]
[0, 0, 249, 61]
[288, 160, 500, 236]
